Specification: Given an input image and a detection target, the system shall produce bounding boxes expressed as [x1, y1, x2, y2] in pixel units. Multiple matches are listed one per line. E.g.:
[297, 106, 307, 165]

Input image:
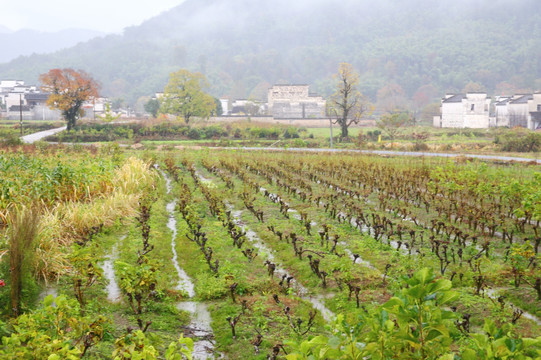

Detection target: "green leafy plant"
[0, 295, 109, 359]
[286, 267, 461, 360]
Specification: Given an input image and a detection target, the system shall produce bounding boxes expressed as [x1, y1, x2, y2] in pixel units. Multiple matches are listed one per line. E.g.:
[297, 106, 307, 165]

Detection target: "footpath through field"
[21, 126, 66, 143]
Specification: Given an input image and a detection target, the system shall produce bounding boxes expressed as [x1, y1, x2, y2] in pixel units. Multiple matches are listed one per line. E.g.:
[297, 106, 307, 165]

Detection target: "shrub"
[202, 125, 228, 139]
[233, 128, 243, 139]
[1, 135, 23, 146]
[283, 127, 300, 139]
[187, 127, 202, 140]
[367, 130, 381, 141]
[293, 138, 307, 147]
[496, 130, 541, 152]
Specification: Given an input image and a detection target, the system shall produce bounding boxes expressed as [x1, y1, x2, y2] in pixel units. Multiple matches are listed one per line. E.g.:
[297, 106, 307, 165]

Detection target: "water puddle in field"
[340, 242, 376, 270]
[485, 288, 541, 326]
[103, 239, 123, 303]
[288, 209, 318, 226]
[158, 165, 216, 359]
[177, 301, 216, 359]
[167, 200, 196, 296]
[304, 294, 334, 322]
[229, 206, 335, 322]
[231, 209, 276, 261]
[38, 286, 58, 303]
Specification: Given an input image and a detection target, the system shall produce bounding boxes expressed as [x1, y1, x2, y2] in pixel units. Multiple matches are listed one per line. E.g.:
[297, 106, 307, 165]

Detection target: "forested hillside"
[0, 0, 539, 109]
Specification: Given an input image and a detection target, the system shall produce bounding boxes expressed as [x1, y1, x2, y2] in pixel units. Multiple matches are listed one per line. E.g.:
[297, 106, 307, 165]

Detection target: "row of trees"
[39, 64, 406, 139]
[38, 68, 217, 130]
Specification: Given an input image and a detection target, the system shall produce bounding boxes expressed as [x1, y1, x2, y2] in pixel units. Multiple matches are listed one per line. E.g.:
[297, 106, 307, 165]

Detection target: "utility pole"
[329, 118, 333, 148]
[19, 94, 23, 137]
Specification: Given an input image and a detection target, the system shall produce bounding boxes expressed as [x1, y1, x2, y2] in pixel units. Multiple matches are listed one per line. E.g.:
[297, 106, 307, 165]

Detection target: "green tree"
[144, 98, 160, 118]
[213, 97, 223, 116]
[462, 81, 486, 93]
[160, 69, 216, 123]
[327, 63, 372, 139]
[376, 111, 410, 142]
[98, 103, 121, 123]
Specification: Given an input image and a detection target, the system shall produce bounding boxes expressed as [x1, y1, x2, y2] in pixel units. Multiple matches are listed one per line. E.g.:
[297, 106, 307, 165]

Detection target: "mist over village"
[0, 1, 540, 359]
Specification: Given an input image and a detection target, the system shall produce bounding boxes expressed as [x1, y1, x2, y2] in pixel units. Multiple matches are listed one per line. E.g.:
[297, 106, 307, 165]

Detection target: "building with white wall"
[527, 93, 541, 130]
[268, 85, 326, 119]
[434, 93, 490, 128]
[492, 93, 541, 130]
[0, 79, 61, 120]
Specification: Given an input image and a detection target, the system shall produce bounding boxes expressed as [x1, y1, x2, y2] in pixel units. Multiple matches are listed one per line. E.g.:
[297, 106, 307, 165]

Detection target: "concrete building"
[507, 94, 532, 128]
[492, 93, 541, 130]
[527, 93, 541, 130]
[230, 99, 266, 116]
[434, 93, 490, 128]
[267, 85, 326, 119]
[0, 80, 62, 120]
[494, 96, 512, 127]
[219, 98, 230, 115]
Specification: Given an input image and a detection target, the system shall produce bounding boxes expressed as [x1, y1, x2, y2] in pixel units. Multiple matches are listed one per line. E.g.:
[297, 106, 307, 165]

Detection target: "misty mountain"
[0, 28, 106, 64]
[0, 25, 11, 34]
[0, 0, 540, 107]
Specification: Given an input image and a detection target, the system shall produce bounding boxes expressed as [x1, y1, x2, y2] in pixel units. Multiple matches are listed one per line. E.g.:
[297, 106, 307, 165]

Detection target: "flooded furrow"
[158, 165, 216, 359]
[485, 288, 541, 326]
[38, 286, 58, 303]
[102, 238, 123, 303]
[229, 207, 335, 322]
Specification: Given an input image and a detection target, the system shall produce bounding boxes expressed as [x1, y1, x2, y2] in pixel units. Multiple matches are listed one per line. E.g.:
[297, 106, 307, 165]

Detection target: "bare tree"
[327, 63, 372, 139]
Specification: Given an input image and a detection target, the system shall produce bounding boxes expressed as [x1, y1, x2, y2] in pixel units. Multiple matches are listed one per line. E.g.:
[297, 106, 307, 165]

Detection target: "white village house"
[434, 92, 541, 129]
[0, 80, 60, 120]
[433, 93, 490, 128]
[267, 85, 326, 119]
[1, 79, 111, 121]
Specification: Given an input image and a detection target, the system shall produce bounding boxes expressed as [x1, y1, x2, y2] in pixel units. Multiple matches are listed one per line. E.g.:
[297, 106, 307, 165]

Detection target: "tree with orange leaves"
[39, 69, 100, 131]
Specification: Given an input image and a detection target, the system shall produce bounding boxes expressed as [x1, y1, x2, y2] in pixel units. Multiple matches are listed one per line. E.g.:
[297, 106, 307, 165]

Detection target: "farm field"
[0, 143, 540, 359]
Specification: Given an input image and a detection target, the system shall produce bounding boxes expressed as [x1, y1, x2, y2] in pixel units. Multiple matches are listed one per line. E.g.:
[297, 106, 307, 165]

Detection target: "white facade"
[438, 93, 490, 128]
[527, 93, 541, 130]
[268, 84, 326, 119]
[230, 99, 266, 115]
[4, 92, 26, 110]
[494, 96, 511, 127]
[219, 98, 229, 115]
[506, 95, 531, 128]
[0, 80, 24, 91]
[0, 79, 62, 120]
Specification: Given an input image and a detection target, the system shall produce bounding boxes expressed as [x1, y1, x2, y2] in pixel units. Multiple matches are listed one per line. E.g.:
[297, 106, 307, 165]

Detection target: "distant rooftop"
[509, 94, 533, 104]
[442, 94, 465, 103]
[271, 84, 309, 87]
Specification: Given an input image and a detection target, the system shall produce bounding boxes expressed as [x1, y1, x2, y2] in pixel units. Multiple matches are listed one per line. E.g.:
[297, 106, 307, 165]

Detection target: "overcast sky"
[0, 0, 185, 33]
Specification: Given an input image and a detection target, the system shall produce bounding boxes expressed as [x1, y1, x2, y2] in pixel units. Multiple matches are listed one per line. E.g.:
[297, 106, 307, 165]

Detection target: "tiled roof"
[25, 93, 49, 101]
[509, 94, 533, 104]
[442, 94, 465, 103]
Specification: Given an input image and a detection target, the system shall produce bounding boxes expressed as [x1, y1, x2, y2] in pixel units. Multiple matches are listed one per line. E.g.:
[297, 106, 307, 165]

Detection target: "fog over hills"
[0, 28, 106, 63]
[0, 0, 539, 107]
[0, 25, 12, 34]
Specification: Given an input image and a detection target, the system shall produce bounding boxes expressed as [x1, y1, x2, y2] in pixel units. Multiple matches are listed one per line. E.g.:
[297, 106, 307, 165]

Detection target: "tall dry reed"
[9, 206, 40, 316]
